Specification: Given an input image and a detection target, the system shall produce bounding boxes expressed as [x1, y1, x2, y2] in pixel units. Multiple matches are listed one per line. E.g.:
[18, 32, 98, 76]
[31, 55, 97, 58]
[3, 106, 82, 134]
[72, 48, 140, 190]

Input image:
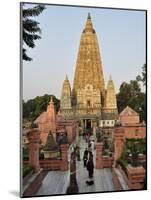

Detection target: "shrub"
[23, 164, 33, 177]
[23, 147, 29, 160]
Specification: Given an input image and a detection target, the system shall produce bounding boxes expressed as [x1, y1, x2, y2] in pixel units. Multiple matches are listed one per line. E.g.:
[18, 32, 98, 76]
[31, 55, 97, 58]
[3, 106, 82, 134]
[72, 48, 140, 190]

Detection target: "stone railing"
[112, 168, 122, 191]
[23, 169, 44, 197]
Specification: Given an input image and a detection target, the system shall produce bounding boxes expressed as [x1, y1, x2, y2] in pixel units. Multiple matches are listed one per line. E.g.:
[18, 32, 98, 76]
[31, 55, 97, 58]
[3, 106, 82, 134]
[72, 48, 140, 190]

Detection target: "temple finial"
[65, 74, 68, 80]
[87, 12, 91, 20]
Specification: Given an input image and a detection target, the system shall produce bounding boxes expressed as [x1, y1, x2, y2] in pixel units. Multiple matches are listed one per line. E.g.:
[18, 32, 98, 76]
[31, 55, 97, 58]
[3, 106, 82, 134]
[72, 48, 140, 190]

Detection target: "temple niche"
[60, 13, 118, 133]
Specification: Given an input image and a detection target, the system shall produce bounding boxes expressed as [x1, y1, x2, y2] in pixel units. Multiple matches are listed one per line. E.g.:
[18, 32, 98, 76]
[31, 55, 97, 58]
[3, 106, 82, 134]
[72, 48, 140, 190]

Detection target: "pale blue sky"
[23, 4, 146, 101]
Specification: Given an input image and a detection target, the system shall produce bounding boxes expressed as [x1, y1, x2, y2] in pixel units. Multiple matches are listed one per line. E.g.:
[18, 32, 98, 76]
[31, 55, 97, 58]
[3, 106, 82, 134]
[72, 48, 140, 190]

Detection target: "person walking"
[88, 140, 92, 151]
[83, 148, 88, 167]
[91, 140, 95, 151]
[76, 146, 80, 161]
[86, 154, 94, 178]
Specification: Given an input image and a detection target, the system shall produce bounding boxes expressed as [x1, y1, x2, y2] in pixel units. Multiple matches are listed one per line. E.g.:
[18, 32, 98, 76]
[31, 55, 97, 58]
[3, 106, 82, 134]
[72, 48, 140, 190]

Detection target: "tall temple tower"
[60, 13, 118, 130]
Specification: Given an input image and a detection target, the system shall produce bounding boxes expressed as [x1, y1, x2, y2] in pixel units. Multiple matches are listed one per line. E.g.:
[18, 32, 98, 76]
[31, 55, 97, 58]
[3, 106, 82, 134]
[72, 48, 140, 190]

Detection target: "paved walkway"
[37, 170, 70, 195]
[76, 137, 115, 193]
[36, 137, 115, 196]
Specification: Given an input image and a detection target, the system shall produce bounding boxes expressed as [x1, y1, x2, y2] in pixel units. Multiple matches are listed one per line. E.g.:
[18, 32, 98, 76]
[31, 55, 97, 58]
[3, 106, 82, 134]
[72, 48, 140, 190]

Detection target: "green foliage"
[136, 64, 146, 86]
[104, 138, 109, 149]
[22, 4, 46, 61]
[117, 64, 146, 122]
[23, 94, 60, 122]
[117, 159, 128, 176]
[23, 164, 33, 177]
[118, 139, 146, 167]
[126, 138, 146, 154]
[23, 147, 29, 160]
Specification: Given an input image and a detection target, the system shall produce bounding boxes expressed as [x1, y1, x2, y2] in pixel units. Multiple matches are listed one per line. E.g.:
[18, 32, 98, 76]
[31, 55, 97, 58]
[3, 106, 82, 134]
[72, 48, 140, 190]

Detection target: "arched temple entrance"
[86, 119, 91, 130]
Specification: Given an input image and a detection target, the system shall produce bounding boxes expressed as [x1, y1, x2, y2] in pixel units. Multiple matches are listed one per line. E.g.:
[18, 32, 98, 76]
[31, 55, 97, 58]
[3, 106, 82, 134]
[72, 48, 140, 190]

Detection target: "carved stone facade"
[60, 13, 118, 131]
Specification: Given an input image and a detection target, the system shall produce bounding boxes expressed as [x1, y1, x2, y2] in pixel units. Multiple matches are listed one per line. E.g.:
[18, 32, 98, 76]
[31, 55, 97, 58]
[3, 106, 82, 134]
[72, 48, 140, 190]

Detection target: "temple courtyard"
[36, 137, 128, 196]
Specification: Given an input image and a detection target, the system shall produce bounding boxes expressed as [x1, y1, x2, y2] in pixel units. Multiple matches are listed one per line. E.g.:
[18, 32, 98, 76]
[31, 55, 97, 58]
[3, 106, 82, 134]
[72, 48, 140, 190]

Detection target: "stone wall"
[123, 125, 146, 139]
[114, 127, 124, 162]
[24, 160, 61, 171]
[95, 143, 114, 168]
[23, 144, 69, 171]
[102, 156, 114, 168]
[118, 165, 145, 190]
[120, 115, 139, 125]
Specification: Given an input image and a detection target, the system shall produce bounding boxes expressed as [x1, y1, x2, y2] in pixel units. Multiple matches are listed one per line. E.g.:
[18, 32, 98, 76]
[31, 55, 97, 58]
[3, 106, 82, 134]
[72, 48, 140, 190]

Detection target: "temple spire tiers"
[88, 12, 91, 19]
[60, 14, 118, 132]
[105, 75, 117, 110]
[84, 12, 94, 33]
[60, 75, 72, 118]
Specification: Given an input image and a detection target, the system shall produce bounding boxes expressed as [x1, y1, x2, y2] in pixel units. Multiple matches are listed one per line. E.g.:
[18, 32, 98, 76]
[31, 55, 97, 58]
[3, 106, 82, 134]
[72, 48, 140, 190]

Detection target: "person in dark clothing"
[76, 146, 80, 161]
[88, 140, 92, 151]
[86, 155, 94, 178]
[88, 150, 93, 159]
[83, 148, 88, 167]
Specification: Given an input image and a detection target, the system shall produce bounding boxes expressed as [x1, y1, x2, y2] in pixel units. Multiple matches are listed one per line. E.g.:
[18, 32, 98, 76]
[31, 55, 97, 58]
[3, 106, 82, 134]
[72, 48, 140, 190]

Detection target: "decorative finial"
[87, 12, 91, 20]
[65, 74, 68, 81]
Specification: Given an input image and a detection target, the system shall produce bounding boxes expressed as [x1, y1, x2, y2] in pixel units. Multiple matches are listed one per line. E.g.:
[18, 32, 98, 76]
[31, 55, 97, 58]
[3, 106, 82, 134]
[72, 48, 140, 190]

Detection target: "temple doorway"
[86, 119, 91, 130]
[85, 119, 92, 135]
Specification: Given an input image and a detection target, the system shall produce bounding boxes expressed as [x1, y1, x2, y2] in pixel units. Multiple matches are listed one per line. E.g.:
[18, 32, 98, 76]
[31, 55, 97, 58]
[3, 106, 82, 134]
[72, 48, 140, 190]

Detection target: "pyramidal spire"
[73, 13, 105, 95]
[85, 12, 93, 31]
[107, 75, 114, 90]
[60, 75, 72, 110]
[106, 77, 117, 109]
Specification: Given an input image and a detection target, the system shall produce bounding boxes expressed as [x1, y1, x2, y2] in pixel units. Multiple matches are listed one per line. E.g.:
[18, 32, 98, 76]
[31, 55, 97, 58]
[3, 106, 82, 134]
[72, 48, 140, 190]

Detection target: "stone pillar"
[27, 128, 40, 172]
[96, 143, 103, 169]
[114, 127, 124, 166]
[60, 144, 68, 171]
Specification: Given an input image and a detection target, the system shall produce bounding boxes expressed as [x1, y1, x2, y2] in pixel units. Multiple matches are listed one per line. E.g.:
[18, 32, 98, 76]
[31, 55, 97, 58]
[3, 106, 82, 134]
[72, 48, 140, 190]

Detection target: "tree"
[136, 64, 146, 86]
[117, 63, 146, 122]
[22, 4, 45, 61]
[23, 94, 60, 122]
[117, 80, 146, 122]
